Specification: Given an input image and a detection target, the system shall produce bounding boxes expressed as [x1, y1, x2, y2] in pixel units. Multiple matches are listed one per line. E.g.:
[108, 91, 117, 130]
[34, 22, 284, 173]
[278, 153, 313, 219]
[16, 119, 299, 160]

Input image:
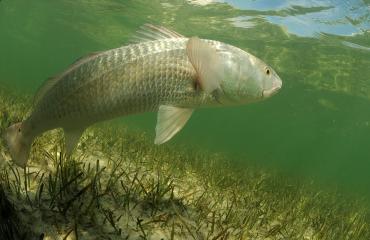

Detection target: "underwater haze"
[1, 0, 370, 198]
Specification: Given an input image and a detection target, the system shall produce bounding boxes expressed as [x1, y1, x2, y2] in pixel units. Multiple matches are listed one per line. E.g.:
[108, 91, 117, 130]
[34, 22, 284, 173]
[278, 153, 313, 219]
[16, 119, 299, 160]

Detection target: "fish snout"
[262, 78, 282, 98]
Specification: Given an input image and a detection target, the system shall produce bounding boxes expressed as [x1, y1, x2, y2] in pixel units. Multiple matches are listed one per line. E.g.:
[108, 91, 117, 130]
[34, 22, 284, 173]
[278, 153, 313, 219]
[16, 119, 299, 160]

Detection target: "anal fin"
[64, 127, 85, 156]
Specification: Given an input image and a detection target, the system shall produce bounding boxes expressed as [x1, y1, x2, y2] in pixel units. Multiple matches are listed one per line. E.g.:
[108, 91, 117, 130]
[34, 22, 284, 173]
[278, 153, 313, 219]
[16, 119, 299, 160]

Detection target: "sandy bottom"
[0, 88, 369, 240]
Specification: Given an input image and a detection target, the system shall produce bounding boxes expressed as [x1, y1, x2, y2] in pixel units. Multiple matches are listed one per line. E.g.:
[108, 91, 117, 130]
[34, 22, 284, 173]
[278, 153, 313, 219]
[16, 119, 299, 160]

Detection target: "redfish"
[4, 24, 282, 167]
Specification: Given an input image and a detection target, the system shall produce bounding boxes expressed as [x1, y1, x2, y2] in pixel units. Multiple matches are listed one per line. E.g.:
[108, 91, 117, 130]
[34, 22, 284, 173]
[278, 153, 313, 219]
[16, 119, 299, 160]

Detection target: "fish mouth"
[262, 80, 282, 98]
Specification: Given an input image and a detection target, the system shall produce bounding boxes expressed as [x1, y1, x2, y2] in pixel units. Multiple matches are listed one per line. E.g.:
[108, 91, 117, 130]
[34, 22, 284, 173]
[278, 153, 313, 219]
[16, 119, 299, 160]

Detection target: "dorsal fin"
[130, 24, 185, 44]
[33, 51, 101, 105]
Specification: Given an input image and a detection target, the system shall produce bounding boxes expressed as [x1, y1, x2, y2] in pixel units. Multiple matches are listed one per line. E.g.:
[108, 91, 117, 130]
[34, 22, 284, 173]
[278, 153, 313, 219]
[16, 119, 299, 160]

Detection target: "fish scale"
[28, 38, 204, 133]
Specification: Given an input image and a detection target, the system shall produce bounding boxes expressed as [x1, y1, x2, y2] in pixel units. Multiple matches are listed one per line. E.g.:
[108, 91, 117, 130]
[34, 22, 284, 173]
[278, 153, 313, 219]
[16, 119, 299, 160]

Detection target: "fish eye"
[265, 68, 270, 75]
[18, 128, 21, 133]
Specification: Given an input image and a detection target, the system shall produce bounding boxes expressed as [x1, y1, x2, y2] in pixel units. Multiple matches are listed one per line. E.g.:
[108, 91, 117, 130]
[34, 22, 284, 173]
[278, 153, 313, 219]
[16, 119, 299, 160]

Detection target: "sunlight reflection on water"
[189, 0, 370, 38]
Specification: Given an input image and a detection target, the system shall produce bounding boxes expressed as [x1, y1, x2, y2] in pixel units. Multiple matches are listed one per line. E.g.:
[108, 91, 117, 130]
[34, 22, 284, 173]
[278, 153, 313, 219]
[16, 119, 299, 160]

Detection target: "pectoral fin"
[186, 37, 224, 93]
[64, 127, 85, 156]
[155, 105, 194, 145]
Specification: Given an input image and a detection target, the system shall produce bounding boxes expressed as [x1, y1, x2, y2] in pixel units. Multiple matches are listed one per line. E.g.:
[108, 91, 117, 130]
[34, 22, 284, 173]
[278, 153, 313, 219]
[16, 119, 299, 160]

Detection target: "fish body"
[30, 38, 205, 133]
[4, 24, 282, 167]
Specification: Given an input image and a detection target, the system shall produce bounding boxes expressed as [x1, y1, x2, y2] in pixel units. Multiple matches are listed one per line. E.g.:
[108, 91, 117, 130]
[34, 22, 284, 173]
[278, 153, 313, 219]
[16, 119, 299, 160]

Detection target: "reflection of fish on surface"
[4, 24, 282, 167]
[342, 41, 370, 52]
[318, 98, 338, 111]
[187, 0, 215, 6]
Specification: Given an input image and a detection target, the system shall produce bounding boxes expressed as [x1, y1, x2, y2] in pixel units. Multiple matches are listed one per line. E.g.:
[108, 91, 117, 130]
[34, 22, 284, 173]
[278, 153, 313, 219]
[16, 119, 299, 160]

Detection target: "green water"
[1, 0, 370, 197]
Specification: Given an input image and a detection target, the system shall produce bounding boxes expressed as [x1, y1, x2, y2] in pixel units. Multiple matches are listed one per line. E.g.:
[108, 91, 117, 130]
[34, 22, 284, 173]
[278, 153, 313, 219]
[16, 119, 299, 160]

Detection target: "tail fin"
[4, 122, 34, 167]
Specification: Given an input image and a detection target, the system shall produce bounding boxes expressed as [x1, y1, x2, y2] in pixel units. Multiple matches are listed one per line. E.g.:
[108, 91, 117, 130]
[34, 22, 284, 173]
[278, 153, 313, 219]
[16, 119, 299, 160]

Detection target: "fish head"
[217, 46, 282, 105]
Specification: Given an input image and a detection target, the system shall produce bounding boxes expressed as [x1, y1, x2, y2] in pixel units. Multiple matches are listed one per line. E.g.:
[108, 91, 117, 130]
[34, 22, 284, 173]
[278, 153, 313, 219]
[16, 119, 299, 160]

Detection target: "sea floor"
[0, 88, 369, 240]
